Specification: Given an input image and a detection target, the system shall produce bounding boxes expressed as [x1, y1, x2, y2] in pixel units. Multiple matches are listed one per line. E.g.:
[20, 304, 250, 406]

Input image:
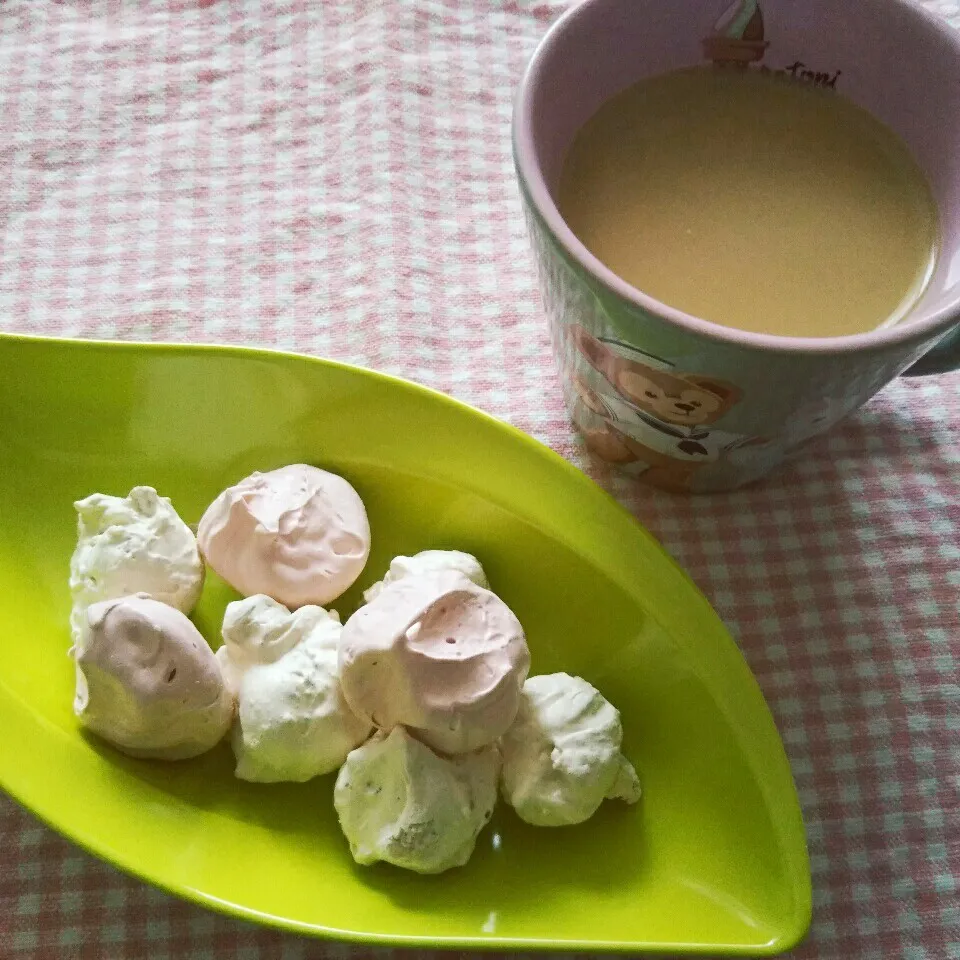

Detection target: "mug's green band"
[905, 324, 960, 375]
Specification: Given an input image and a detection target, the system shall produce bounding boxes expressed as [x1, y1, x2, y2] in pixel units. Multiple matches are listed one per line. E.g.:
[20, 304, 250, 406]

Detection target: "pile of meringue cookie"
[68, 463, 640, 875]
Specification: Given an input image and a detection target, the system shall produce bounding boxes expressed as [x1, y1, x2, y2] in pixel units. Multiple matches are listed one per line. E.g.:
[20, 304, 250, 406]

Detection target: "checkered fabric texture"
[1, 1, 959, 957]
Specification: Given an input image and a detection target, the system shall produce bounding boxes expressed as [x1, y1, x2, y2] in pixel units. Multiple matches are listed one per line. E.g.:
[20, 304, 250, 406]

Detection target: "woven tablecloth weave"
[1, 2, 959, 958]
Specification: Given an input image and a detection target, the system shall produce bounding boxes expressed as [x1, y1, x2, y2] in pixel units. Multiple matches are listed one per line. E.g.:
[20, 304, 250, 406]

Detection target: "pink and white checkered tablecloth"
[1, 1, 959, 957]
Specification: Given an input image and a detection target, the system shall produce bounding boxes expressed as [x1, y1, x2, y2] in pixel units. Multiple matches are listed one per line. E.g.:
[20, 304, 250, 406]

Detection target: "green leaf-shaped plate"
[0, 334, 810, 954]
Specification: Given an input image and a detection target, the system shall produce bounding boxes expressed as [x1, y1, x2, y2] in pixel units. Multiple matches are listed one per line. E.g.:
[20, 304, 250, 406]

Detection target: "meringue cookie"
[339, 570, 530, 754]
[71, 595, 233, 760]
[216, 592, 321, 695]
[334, 726, 499, 873]
[499, 672, 641, 826]
[69, 487, 204, 632]
[363, 550, 488, 603]
[197, 464, 370, 608]
[218, 595, 371, 782]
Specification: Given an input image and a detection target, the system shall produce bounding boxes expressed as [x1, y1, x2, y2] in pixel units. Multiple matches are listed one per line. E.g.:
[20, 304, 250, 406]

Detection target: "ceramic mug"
[514, 0, 960, 492]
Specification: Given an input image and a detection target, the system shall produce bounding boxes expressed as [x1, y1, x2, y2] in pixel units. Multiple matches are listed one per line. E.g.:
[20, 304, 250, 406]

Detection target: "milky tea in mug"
[557, 65, 940, 338]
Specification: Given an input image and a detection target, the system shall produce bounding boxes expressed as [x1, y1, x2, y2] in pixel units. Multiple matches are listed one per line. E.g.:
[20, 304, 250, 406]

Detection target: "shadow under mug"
[514, 0, 960, 493]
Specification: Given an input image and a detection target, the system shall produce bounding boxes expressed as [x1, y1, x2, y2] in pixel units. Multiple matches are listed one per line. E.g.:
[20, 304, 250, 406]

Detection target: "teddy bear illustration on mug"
[569, 325, 768, 490]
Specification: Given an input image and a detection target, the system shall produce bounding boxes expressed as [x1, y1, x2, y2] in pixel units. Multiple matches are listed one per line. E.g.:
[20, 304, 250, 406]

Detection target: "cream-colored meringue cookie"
[499, 672, 641, 826]
[363, 550, 488, 603]
[216, 592, 325, 695]
[197, 464, 370, 608]
[69, 487, 204, 633]
[339, 570, 530, 754]
[218, 595, 371, 782]
[334, 726, 499, 873]
[71, 594, 233, 760]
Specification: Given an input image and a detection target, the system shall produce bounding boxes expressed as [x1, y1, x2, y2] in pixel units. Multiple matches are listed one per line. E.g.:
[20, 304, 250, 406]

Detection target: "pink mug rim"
[513, 0, 960, 357]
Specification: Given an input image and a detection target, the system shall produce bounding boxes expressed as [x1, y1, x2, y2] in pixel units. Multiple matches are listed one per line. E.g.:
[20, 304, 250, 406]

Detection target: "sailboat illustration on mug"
[702, 0, 770, 66]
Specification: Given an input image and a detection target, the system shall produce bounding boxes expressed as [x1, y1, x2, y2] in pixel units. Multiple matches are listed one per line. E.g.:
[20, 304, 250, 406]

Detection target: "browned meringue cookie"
[339, 570, 530, 754]
[71, 594, 234, 760]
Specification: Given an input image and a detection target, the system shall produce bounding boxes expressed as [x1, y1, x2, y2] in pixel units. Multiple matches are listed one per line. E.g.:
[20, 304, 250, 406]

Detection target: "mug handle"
[903, 324, 960, 376]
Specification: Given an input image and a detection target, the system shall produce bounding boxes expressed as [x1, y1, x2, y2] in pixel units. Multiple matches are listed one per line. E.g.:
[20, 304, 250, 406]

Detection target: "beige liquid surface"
[558, 67, 939, 338]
